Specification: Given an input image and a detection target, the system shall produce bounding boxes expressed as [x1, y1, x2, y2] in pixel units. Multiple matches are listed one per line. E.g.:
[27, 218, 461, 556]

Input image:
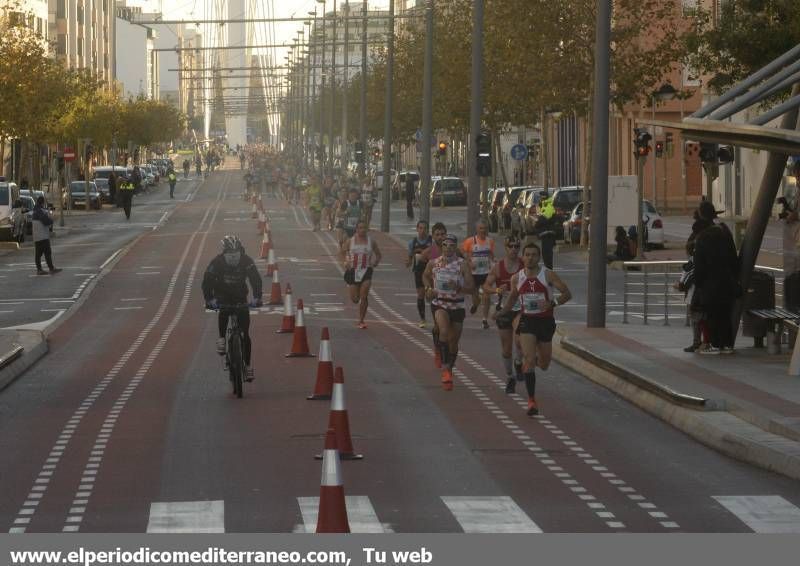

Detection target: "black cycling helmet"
[221, 235, 243, 253]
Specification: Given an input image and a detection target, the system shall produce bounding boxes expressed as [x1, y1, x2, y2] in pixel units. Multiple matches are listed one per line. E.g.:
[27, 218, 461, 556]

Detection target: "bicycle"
[209, 302, 252, 398]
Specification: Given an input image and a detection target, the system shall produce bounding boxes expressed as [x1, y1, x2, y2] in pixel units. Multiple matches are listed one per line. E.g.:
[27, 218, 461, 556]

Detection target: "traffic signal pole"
[466, 0, 484, 237]
[419, 0, 433, 225]
[358, 0, 367, 179]
[380, 0, 394, 233]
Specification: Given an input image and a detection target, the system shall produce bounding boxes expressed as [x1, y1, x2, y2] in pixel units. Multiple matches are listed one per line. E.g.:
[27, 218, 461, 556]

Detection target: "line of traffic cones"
[307, 328, 333, 400]
[315, 367, 362, 460]
[259, 231, 272, 259]
[266, 248, 277, 275]
[257, 211, 267, 234]
[268, 269, 282, 305]
[286, 300, 314, 358]
[316, 428, 350, 533]
[276, 284, 295, 334]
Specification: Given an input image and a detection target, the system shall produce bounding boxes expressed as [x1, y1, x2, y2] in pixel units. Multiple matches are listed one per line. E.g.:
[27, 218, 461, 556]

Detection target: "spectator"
[675, 239, 710, 353]
[692, 201, 739, 354]
[108, 172, 117, 205]
[607, 226, 635, 262]
[405, 174, 415, 221]
[32, 196, 61, 275]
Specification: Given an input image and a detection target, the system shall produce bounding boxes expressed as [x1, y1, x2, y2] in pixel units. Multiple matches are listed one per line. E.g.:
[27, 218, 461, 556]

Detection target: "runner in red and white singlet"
[340, 220, 382, 329]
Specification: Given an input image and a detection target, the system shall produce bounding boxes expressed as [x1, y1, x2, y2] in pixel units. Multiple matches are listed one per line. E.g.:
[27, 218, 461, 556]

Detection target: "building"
[48, 0, 115, 82]
[115, 6, 157, 99]
[2, 0, 49, 39]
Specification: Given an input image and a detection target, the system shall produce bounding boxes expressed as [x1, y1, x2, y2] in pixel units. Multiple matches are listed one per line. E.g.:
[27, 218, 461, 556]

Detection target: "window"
[57, 0, 66, 19]
[682, 0, 699, 14]
[57, 34, 67, 55]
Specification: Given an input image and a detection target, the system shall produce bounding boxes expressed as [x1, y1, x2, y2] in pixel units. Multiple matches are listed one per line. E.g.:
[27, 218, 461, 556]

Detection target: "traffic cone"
[286, 299, 314, 358]
[265, 248, 277, 275]
[259, 232, 272, 259]
[257, 211, 267, 234]
[315, 428, 350, 533]
[251, 201, 258, 219]
[277, 284, 295, 334]
[268, 269, 282, 305]
[315, 367, 363, 460]
[307, 329, 334, 400]
[257, 195, 265, 212]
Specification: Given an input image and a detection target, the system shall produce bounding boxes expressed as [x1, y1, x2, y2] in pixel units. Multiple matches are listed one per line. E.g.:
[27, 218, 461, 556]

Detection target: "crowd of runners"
[237, 147, 573, 417]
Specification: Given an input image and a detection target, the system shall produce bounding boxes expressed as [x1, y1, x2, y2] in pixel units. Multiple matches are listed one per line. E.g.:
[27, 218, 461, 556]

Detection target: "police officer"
[118, 176, 135, 220]
[533, 192, 557, 269]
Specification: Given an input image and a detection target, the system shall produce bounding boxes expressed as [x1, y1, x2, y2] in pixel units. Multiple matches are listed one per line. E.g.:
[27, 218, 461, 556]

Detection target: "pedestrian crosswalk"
[143, 495, 800, 533]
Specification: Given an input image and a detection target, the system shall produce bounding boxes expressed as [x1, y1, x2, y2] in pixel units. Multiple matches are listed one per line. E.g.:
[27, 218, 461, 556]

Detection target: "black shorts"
[496, 309, 520, 330]
[344, 267, 373, 285]
[431, 304, 466, 324]
[473, 274, 489, 288]
[413, 268, 426, 289]
[516, 316, 557, 342]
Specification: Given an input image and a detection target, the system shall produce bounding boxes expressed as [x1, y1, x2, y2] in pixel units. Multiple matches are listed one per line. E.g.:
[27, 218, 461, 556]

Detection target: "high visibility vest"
[119, 182, 134, 192]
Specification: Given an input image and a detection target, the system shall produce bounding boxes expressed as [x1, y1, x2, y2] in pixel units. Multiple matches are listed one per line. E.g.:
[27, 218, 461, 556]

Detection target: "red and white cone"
[286, 299, 314, 358]
[307, 328, 334, 400]
[315, 428, 350, 533]
[259, 232, 272, 259]
[257, 195, 265, 212]
[265, 248, 277, 275]
[277, 284, 295, 334]
[251, 201, 258, 219]
[268, 269, 283, 305]
[315, 366, 362, 460]
[257, 211, 267, 234]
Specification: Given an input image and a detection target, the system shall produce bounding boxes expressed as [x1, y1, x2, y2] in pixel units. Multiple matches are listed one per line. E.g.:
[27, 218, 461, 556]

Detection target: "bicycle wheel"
[229, 332, 244, 398]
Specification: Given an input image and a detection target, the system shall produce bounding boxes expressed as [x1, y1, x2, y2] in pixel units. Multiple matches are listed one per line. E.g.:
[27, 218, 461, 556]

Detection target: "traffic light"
[655, 141, 664, 158]
[354, 142, 364, 163]
[437, 141, 448, 157]
[665, 132, 674, 157]
[476, 131, 492, 177]
[699, 142, 718, 163]
[372, 147, 381, 160]
[633, 128, 652, 158]
[717, 145, 734, 164]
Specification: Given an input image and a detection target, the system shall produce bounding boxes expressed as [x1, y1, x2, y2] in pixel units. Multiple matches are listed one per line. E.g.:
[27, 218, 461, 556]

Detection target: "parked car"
[393, 171, 420, 201]
[20, 189, 54, 210]
[513, 187, 544, 236]
[551, 186, 585, 217]
[430, 176, 467, 206]
[561, 199, 666, 248]
[16, 195, 37, 235]
[487, 187, 506, 232]
[0, 180, 26, 243]
[65, 181, 102, 210]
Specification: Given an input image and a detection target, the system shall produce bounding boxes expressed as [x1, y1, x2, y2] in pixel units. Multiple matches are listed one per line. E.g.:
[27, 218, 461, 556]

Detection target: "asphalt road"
[2, 169, 800, 533]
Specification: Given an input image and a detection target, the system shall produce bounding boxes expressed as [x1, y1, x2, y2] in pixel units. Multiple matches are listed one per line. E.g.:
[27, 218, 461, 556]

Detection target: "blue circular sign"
[510, 144, 529, 161]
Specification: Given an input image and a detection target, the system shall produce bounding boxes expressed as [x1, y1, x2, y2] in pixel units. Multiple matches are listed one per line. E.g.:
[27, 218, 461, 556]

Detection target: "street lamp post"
[466, 0, 484, 236]
[358, 0, 368, 179]
[419, 0, 434, 225]
[380, 0, 395, 233]
[317, 0, 327, 176]
[329, 0, 337, 174]
[309, 11, 318, 170]
[342, 2, 349, 169]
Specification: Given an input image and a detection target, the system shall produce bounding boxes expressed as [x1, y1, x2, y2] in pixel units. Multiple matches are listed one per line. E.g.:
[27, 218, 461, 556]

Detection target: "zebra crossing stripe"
[713, 495, 800, 533]
[146, 500, 225, 533]
[297, 496, 387, 533]
[441, 496, 542, 533]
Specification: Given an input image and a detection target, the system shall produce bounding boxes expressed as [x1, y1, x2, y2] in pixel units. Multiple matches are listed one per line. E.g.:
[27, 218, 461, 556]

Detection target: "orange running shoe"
[441, 368, 454, 391]
[434, 349, 442, 369]
[526, 397, 539, 416]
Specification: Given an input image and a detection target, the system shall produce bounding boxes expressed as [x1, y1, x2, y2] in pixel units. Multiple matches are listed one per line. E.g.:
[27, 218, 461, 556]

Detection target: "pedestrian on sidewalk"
[32, 197, 61, 275]
[168, 169, 177, 198]
[675, 239, 710, 353]
[405, 174, 416, 221]
[693, 201, 739, 354]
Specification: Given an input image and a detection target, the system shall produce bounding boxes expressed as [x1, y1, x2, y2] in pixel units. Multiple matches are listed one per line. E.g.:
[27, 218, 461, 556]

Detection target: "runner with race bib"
[462, 219, 495, 329]
[341, 220, 382, 329]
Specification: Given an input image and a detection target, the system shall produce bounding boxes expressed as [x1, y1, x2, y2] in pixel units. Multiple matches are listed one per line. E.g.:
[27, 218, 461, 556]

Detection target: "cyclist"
[202, 236, 264, 381]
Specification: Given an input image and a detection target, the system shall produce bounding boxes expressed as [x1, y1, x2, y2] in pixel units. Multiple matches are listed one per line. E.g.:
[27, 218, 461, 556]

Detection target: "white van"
[0, 180, 26, 242]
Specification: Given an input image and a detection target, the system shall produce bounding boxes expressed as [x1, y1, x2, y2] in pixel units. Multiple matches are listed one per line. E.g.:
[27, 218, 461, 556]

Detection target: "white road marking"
[147, 500, 225, 533]
[99, 249, 123, 270]
[114, 307, 144, 311]
[441, 496, 542, 533]
[136, 272, 160, 276]
[122, 298, 147, 302]
[297, 496, 387, 533]
[713, 496, 800, 533]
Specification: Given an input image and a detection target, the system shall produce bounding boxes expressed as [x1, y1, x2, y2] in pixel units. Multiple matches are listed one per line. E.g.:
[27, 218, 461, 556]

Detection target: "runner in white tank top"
[340, 220, 382, 329]
[499, 241, 572, 416]
[423, 233, 475, 391]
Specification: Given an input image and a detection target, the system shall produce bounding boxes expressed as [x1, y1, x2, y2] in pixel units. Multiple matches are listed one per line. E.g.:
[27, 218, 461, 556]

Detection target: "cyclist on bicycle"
[202, 235, 263, 380]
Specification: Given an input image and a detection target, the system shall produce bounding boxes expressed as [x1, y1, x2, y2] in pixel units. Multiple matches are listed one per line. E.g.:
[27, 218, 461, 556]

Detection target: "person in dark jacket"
[405, 175, 416, 221]
[32, 197, 61, 275]
[692, 201, 739, 354]
[202, 235, 263, 380]
[108, 172, 117, 205]
[607, 226, 634, 262]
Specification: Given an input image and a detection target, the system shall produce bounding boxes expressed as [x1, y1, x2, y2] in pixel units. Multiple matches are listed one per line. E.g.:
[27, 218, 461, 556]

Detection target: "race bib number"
[522, 292, 545, 313]
[354, 266, 368, 283]
[473, 256, 491, 274]
[346, 216, 359, 228]
[435, 271, 459, 293]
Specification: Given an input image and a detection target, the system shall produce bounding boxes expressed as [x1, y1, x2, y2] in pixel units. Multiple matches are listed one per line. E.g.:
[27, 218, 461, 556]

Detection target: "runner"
[340, 220, 382, 329]
[420, 222, 447, 368]
[499, 242, 572, 415]
[423, 234, 474, 390]
[322, 177, 337, 231]
[485, 236, 525, 393]
[341, 188, 363, 243]
[462, 219, 495, 329]
[406, 221, 432, 328]
[360, 174, 376, 229]
[305, 174, 323, 231]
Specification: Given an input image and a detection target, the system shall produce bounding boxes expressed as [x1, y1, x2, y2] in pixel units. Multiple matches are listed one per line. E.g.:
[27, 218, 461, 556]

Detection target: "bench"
[747, 307, 800, 353]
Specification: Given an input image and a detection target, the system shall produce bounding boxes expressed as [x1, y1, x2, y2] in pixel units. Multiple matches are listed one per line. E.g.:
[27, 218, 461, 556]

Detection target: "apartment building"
[2, 0, 49, 39]
[48, 0, 114, 82]
[115, 5, 157, 100]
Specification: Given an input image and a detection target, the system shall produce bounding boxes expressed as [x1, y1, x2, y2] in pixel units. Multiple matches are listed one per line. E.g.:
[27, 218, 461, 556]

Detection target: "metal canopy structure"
[643, 117, 800, 154]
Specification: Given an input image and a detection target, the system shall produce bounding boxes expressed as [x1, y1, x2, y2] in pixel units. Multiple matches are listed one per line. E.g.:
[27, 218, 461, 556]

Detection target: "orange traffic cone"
[307, 329, 334, 400]
[277, 284, 295, 334]
[259, 232, 272, 259]
[315, 367, 362, 460]
[268, 269, 282, 305]
[257, 195, 265, 212]
[257, 211, 267, 234]
[315, 428, 350, 533]
[265, 248, 277, 275]
[251, 201, 258, 219]
[286, 299, 314, 358]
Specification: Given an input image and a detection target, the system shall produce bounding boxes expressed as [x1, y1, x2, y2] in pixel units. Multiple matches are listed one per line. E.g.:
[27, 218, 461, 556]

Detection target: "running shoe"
[245, 366, 255, 382]
[482, 319, 489, 329]
[527, 397, 539, 416]
[505, 377, 515, 394]
[441, 368, 454, 391]
[357, 322, 368, 329]
[418, 320, 427, 328]
[216, 338, 226, 355]
[720, 347, 735, 355]
[698, 346, 721, 355]
[434, 349, 442, 369]
[683, 343, 701, 353]
[470, 303, 479, 315]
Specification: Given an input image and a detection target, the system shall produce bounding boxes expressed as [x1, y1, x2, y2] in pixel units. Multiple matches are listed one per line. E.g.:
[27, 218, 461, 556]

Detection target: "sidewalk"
[0, 329, 47, 391]
[553, 321, 800, 481]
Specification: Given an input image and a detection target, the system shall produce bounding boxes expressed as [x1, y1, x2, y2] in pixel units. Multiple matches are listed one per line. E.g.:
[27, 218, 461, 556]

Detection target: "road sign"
[63, 148, 76, 162]
[510, 144, 529, 161]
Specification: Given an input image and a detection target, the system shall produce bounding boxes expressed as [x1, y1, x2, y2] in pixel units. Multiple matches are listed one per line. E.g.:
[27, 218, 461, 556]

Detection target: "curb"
[0, 242, 20, 251]
[0, 330, 48, 392]
[553, 334, 800, 481]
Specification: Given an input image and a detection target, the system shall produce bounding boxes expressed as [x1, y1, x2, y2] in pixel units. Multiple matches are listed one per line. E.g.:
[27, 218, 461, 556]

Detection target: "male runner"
[406, 221, 432, 328]
[420, 222, 447, 367]
[485, 236, 525, 393]
[499, 242, 572, 415]
[340, 220, 382, 329]
[462, 219, 495, 329]
[423, 234, 475, 391]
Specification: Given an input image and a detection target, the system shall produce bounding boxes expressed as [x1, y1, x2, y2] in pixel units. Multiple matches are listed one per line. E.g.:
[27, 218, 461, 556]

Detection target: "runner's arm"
[405, 239, 414, 268]
[499, 274, 520, 315]
[547, 271, 572, 306]
[460, 261, 475, 294]
[482, 265, 499, 295]
[339, 239, 349, 265]
[372, 241, 382, 268]
[422, 261, 434, 295]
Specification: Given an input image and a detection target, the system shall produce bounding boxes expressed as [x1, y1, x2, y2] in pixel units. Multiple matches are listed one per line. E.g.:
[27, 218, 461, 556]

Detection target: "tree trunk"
[580, 104, 593, 247]
[18, 141, 28, 185]
[33, 144, 42, 188]
[493, 127, 509, 189]
[0, 137, 5, 178]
